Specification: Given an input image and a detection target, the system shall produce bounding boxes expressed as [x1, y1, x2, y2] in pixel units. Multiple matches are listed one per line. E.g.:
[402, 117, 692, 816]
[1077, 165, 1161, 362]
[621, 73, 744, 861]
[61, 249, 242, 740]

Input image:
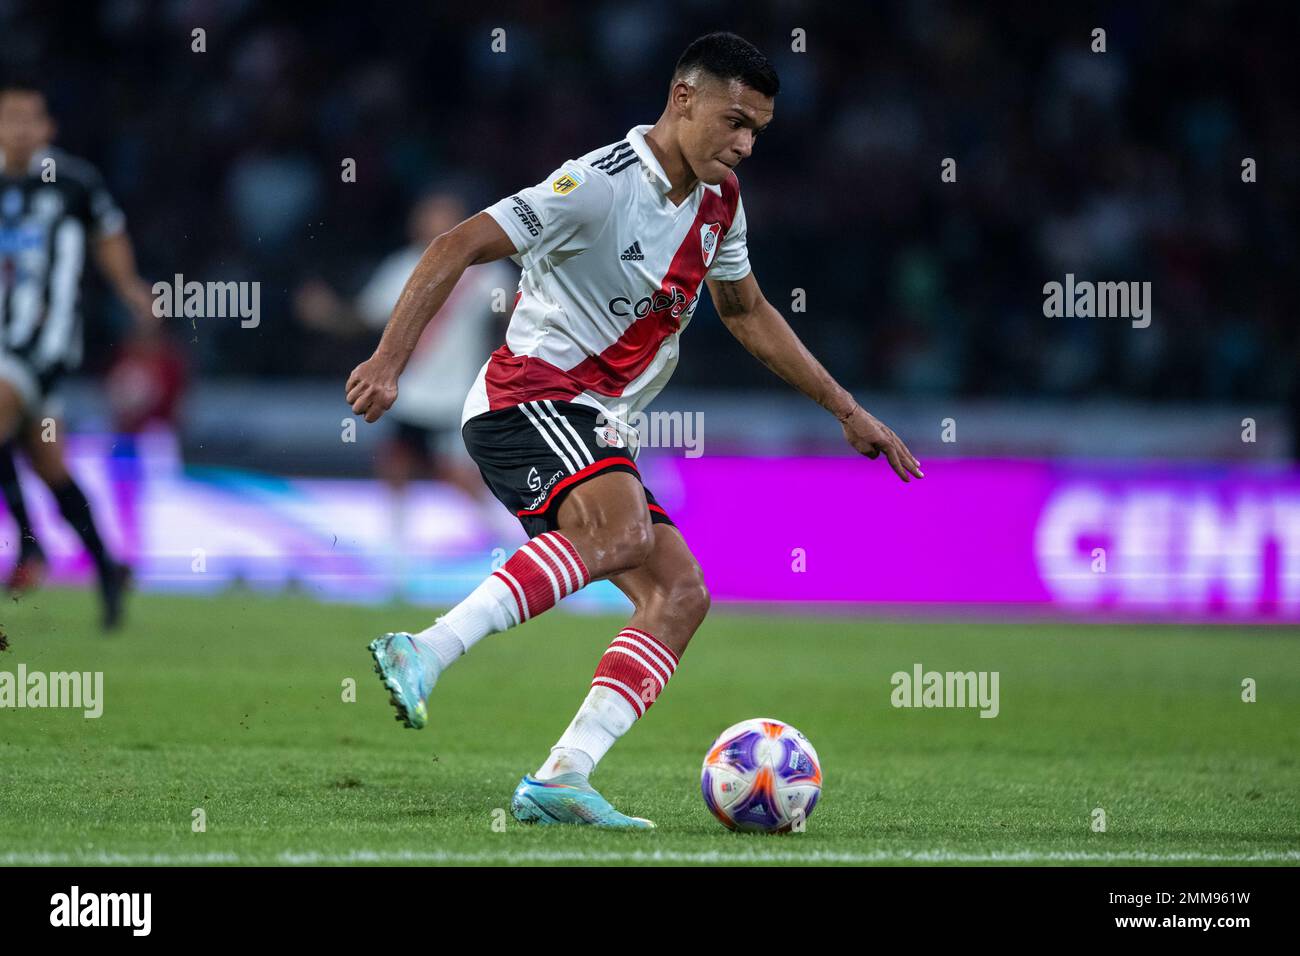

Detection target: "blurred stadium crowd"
[4, 0, 1296, 406]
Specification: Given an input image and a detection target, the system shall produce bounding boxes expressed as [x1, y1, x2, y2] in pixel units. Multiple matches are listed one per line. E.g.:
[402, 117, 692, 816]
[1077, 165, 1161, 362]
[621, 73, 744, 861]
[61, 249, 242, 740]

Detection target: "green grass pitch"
[1, 588, 1297, 866]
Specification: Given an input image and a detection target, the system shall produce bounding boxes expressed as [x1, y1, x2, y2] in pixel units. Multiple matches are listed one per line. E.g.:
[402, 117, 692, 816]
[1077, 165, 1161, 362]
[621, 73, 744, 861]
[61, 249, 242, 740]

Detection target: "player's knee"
[28, 452, 68, 487]
[0, 383, 23, 442]
[667, 567, 711, 629]
[607, 518, 655, 571]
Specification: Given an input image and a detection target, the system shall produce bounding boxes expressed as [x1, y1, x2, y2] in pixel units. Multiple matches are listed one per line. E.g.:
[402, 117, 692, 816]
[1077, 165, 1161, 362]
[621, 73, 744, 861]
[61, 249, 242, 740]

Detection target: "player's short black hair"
[672, 32, 779, 97]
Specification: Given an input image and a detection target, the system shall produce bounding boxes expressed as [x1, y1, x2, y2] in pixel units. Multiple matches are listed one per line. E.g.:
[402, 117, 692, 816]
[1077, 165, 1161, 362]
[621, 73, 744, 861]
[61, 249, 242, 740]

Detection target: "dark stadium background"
[3, 0, 1299, 879]
[6, 0, 1295, 416]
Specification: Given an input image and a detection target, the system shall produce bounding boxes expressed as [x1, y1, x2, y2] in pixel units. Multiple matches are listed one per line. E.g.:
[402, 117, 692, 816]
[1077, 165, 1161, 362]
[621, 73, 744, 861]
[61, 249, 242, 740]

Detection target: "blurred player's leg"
[375, 422, 427, 601]
[0, 381, 37, 590]
[0, 378, 25, 445]
[0, 442, 46, 592]
[21, 417, 131, 630]
[377, 421, 505, 601]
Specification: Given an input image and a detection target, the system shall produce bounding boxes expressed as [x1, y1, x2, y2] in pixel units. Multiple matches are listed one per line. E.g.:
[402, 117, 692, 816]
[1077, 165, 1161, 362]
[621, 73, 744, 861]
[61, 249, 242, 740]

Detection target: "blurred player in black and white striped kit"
[0, 79, 155, 629]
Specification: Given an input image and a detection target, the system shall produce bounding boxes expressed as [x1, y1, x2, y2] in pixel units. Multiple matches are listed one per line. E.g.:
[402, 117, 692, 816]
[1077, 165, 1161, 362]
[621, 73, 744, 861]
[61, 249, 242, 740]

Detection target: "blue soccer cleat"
[510, 772, 656, 829]
[367, 632, 440, 730]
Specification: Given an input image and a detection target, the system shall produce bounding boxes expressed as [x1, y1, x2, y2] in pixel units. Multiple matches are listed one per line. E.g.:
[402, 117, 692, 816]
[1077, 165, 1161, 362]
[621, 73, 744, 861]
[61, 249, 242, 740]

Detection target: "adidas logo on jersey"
[619, 241, 644, 261]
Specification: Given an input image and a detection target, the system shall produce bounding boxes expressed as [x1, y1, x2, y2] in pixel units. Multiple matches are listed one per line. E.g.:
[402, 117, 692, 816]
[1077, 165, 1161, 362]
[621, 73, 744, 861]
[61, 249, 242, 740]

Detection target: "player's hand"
[346, 356, 399, 423]
[841, 406, 924, 482]
[123, 277, 161, 333]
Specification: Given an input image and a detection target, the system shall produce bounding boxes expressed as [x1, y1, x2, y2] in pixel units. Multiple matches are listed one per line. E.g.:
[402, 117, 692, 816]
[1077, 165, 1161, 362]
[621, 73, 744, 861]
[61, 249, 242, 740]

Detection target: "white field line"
[2, 848, 1298, 866]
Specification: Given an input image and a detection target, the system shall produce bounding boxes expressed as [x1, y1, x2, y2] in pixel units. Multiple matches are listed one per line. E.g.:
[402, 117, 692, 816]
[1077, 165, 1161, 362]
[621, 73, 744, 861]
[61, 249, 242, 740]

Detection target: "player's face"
[0, 92, 54, 162]
[681, 77, 773, 185]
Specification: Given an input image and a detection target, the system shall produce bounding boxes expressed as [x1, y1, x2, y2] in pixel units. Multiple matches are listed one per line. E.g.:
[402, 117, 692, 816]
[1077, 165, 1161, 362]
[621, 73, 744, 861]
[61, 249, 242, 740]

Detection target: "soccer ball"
[700, 717, 822, 833]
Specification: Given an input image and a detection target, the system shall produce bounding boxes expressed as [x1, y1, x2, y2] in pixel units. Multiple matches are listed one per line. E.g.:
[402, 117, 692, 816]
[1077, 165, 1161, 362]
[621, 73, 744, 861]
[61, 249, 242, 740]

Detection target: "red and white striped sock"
[412, 531, 589, 668]
[490, 531, 590, 626]
[536, 627, 681, 780]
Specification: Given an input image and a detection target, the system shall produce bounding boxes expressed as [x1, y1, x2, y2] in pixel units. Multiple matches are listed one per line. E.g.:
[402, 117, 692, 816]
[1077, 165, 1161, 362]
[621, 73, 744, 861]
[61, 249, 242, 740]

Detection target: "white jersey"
[464, 124, 750, 430]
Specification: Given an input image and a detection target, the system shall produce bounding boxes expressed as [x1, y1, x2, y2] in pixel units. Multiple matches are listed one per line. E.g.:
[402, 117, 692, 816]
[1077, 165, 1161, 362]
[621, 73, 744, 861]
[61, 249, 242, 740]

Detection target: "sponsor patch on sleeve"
[509, 195, 542, 236]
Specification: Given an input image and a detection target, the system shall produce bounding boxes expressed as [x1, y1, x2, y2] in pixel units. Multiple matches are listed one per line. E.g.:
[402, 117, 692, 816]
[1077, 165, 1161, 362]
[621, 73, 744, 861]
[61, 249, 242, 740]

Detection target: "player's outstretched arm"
[346, 212, 516, 423]
[95, 232, 157, 332]
[706, 272, 924, 482]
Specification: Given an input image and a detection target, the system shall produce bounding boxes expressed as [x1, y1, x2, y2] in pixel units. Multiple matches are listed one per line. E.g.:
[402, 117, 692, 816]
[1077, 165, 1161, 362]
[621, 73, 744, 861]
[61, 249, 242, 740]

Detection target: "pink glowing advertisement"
[6, 434, 1298, 620]
[651, 457, 1300, 618]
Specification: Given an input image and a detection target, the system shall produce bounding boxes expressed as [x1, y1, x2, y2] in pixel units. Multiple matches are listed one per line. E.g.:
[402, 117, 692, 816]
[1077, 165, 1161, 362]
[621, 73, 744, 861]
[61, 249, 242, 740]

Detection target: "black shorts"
[461, 399, 673, 539]
[0, 351, 63, 417]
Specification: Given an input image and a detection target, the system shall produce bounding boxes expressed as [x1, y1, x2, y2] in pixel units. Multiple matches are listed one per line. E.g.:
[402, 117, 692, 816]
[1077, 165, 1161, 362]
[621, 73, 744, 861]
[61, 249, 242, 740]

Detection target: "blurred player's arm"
[84, 163, 156, 333]
[94, 230, 157, 333]
[294, 279, 365, 336]
[706, 272, 923, 482]
[347, 212, 515, 422]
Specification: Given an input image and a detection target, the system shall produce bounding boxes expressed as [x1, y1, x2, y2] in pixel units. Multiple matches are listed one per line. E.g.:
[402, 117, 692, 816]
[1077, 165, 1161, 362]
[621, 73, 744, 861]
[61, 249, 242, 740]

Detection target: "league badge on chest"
[700, 222, 720, 267]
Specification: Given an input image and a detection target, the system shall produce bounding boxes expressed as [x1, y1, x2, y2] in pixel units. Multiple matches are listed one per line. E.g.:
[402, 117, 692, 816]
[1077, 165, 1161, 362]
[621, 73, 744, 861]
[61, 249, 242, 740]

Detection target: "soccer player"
[0, 80, 154, 628]
[347, 33, 922, 827]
